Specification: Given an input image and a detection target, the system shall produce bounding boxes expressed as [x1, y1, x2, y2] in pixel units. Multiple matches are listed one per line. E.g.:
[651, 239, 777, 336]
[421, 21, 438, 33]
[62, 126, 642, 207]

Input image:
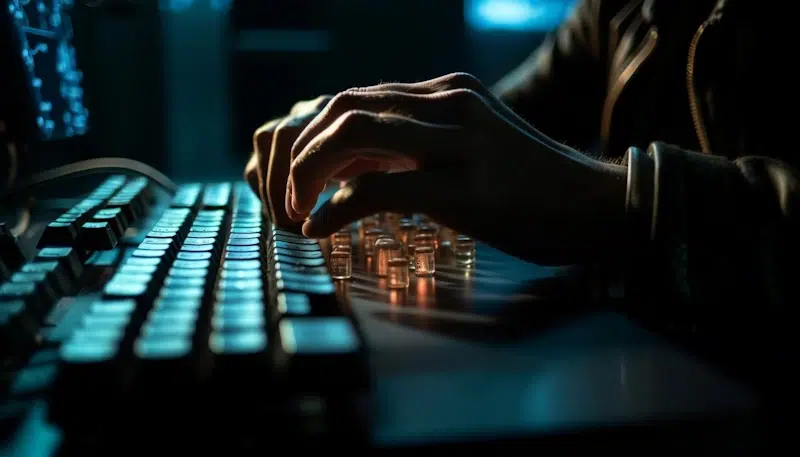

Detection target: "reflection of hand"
[245, 96, 332, 227]
[285, 73, 627, 265]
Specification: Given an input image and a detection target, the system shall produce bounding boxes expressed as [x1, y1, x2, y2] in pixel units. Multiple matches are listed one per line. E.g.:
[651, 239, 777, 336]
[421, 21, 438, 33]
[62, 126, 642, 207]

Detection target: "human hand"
[285, 73, 627, 264]
[245, 95, 333, 227]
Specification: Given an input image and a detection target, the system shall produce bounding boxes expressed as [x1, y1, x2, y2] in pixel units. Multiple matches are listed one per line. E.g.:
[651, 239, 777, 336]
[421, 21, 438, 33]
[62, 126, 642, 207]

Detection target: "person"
[245, 0, 797, 374]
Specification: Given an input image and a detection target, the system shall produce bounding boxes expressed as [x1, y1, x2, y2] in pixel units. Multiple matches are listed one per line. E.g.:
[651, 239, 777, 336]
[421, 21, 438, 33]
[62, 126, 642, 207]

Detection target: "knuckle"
[447, 88, 485, 113]
[336, 110, 371, 138]
[253, 119, 280, 150]
[287, 161, 304, 187]
[328, 91, 359, 116]
[275, 116, 302, 135]
[445, 72, 484, 92]
[312, 94, 334, 110]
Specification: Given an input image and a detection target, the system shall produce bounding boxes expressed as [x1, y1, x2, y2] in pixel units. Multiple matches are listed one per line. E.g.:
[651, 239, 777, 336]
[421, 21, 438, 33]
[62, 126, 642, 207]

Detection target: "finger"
[358, 72, 486, 95]
[333, 157, 417, 180]
[290, 110, 464, 214]
[253, 119, 282, 207]
[291, 89, 480, 164]
[302, 171, 448, 238]
[265, 117, 305, 226]
[244, 152, 260, 199]
[289, 95, 333, 116]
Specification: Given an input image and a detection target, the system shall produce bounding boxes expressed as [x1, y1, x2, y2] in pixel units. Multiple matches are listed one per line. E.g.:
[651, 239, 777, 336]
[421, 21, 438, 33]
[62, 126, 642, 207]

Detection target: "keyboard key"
[36, 247, 82, 278]
[92, 207, 127, 237]
[272, 240, 320, 251]
[275, 292, 311, 316]
[38, 176, 128, 248]
[274, 247, 322, 259]
[275, 317, 366, 392]
[202, 183, 232, 208]
[222, 260, 261, 270]
[273, 253, 325, 268]
[225, 251, 260, 260]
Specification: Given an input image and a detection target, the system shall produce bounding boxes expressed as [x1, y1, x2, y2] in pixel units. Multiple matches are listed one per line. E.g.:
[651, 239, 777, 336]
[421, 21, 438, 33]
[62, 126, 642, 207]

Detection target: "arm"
[492, 0, 622, 149]
[624, 142, 798, 389]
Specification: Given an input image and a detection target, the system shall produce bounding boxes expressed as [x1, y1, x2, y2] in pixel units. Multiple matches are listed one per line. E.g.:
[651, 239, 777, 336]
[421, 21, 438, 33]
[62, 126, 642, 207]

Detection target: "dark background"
[16, 0, 574, 180]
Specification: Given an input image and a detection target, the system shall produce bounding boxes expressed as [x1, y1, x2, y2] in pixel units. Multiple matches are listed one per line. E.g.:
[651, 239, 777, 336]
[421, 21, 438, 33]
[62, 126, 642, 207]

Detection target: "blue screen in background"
[6, 0, 88, 140]
[466, 0, 577, 32]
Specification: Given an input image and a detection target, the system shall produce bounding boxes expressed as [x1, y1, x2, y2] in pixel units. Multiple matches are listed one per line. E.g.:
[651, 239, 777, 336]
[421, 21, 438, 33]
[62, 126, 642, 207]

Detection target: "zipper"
[686, 20, 714, 154]
[600, 28, 659, 146]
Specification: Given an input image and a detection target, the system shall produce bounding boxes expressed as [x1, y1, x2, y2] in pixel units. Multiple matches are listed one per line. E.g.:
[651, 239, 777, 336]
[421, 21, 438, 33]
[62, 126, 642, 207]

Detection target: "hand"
[245, 95, 333, 227]
[288, 73, 627, 264]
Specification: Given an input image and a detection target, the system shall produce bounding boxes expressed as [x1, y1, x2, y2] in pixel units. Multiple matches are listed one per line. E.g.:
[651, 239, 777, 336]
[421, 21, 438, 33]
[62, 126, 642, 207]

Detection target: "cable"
[2, 158, 178, 207]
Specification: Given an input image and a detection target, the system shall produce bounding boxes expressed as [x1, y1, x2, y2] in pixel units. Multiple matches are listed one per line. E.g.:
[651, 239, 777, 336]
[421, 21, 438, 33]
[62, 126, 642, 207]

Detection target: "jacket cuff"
[623, 141, 761, 320]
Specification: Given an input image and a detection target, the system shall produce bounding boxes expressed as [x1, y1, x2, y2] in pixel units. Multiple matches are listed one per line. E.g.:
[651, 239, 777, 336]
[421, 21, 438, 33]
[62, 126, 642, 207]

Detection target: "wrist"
[563, 151, 628, 260]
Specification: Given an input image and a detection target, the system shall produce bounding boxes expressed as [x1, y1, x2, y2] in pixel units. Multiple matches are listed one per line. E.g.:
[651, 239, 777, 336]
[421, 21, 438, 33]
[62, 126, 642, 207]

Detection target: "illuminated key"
[382, 213, 401, 233]
[387, 258, 409, 289]
[413, 233, 435, 250]
[416, 225, 438, 250]
[414, 246, 435, 277]
[359, 215, 380, 241]
[330, 249, 352, 280]
[398, 219, 414, 248]
[375, 238, 402, 277]
[438, 227, 456, 251]
[332, 229, 352, 248]
[362, 228, 383, 256]
[454, 235, 476, 265]
[332, 243, 351, 254]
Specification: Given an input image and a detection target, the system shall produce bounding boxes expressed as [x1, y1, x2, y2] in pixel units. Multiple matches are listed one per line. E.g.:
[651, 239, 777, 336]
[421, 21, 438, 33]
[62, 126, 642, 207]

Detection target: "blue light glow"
[465, 0, 577, 32]
[160, 0, 231, 11]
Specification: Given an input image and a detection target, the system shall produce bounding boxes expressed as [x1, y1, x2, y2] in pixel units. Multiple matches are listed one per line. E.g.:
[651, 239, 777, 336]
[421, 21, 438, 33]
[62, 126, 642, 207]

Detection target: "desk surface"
[341, 244, 758, 446]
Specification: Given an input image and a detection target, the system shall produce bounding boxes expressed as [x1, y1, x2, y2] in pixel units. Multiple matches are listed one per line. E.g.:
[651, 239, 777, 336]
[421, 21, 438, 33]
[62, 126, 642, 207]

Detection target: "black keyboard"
[1, 178, 370, 449]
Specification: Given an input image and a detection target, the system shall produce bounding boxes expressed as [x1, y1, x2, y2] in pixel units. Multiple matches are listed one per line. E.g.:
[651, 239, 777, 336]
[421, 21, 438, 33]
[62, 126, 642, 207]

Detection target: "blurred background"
[62, 0, 577, 181]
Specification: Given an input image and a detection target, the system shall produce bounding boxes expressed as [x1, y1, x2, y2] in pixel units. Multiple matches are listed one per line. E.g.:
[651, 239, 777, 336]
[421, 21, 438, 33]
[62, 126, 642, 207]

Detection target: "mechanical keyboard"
[1, 178, 370, 450]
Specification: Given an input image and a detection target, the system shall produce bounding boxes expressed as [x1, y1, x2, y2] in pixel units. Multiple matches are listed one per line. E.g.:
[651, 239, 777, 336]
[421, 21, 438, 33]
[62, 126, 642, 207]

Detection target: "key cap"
[202, 183, 232, 208]
[36, 247, 83, 279]
[171, 183, 203, 209]
[92, 207, 128, 238]
[107, 177, 150, 222]
[275, 317, 366, 392]
[0, 280, 56, 318]
[78, 221, 119, 250]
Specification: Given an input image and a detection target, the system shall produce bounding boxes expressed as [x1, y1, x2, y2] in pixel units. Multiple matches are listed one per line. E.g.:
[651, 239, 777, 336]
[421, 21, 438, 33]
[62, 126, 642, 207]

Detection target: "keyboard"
[1, 178, 370, 449]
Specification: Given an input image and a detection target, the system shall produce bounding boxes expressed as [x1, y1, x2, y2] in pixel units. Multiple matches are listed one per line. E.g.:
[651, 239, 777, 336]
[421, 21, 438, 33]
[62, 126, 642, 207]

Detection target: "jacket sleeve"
[624, 142, 798, 389]
[492, 0, 623, 149]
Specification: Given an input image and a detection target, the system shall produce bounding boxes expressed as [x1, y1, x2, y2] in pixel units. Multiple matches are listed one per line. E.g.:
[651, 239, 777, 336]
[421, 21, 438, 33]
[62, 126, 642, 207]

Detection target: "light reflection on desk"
[415, 277, 435, 308]
[343, 244, 758, 446]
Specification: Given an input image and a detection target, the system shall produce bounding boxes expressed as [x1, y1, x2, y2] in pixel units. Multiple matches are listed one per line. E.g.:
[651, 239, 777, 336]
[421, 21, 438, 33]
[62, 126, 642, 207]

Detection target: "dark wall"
[231, 0, 467, 158]
[36, 1, 550, 180]
[70, 4, 165, 172]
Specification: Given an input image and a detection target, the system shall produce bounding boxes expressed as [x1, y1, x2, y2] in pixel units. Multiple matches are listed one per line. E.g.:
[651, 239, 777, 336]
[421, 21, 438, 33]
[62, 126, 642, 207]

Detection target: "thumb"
[302, 170, 445, 238]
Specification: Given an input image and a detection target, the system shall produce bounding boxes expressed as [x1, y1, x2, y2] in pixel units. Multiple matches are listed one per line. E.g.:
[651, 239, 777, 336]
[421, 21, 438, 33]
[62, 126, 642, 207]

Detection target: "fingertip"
[301, 218, 329, 239]
[292, 181, 324, 215]
[301, 220, 314, 238]
[284, 181, 305, 221]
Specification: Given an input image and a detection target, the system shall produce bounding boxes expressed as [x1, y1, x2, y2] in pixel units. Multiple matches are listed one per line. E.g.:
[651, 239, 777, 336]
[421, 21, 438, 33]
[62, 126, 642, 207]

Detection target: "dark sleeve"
[624, 142, 798, 391]
[492, 0, 619, 149]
